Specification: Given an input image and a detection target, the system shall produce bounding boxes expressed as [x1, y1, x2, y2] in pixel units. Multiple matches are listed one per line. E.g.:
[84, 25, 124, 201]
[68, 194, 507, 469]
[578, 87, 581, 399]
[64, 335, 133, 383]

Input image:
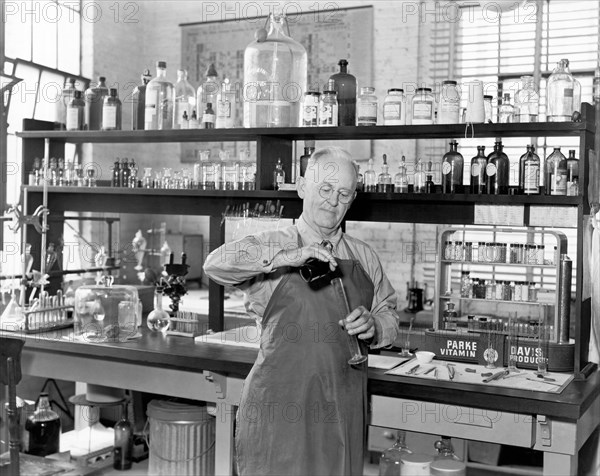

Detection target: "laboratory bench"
[4, 324, 599, 476]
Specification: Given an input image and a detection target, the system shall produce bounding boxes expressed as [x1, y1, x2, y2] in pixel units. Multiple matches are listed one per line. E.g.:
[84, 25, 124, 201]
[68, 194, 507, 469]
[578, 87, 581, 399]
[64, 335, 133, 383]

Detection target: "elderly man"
[204, 146, 399, 476]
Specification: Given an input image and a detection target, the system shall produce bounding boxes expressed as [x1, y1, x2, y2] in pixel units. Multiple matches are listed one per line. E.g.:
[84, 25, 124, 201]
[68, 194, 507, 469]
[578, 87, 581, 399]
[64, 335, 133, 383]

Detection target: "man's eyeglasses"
[318, 184, 356, 204]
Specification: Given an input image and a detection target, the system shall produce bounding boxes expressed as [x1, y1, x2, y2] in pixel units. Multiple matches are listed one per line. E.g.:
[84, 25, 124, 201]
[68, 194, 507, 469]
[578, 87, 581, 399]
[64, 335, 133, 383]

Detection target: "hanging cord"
[40, 378, 73, 420]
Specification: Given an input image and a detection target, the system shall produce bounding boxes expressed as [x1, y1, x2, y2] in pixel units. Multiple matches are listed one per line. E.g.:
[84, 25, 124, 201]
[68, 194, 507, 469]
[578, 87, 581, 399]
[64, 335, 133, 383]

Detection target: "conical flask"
[243, 13, 307, 128]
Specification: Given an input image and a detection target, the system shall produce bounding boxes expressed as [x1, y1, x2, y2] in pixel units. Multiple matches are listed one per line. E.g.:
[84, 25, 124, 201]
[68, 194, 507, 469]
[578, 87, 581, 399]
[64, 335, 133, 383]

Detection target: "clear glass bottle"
[132, 69, 152, 130]
[113, 413, 133, 470]
[544, 147, 568, 195]
[243, 14, 307, 128]
[202, 102, 216, 129]
[498, 93, 514, 123]
[221, 150, 239, 191]
[442, 140, 464, 194]
[566, 149, 579, 196]
[378, 430, 411, 476]
[147, 286, 171, 332]
[273, 158, 285, 190]
[145, 61, 174, 130]
[302, 91, 320, 126]
[56, 77, 77, 129]
[411, 87, 435, 125]
[438, 80, 460, 124]
[486, 140, 510, 195]
[443, 302, 458, 330]
[519, 145, 540, 195]
[547, 58, 582, 122]
[143, 167, 153, 188]
[514, 75, 539, 123]
[383, 88, 406, 125]
[470, 145, 487, 194]
[25, 393, 61, 456]
[414, 159, 426, 193]
[197, 63, 219, 120]
[84, 76, 109, 131]
[434, 437, 459, 461]
[66, 90, 85, 131]
[363, 158, 377, 192]
[329, 59, 357, 126]
[377, 154, 393, 192]
[216, 77, 237, 129]
[393, 155, 408, 193]
[173, 69, 196, 129]
[357, 86, 378, 126]
[319, 82, 338, 127]
[102, 88, 122, 131]
[200, 150, 216, 190]
[483, 95, 493, 123]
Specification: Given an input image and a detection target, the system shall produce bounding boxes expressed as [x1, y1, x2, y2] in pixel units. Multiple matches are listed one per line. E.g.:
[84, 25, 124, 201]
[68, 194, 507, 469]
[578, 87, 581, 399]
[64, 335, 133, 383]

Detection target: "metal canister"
[557, 254, 572, 344]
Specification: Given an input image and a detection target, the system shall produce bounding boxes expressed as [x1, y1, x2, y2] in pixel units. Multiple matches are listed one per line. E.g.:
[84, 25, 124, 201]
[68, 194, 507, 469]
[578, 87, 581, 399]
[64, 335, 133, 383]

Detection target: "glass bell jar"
[243, 13, 307, 128]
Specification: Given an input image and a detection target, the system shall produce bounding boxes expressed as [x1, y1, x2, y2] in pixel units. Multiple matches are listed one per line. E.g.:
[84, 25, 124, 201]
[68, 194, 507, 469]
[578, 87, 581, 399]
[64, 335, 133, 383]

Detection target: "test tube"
[537, 304, 549, 376]
[332, 277, 368, 365]
[507, 313, 518, 372]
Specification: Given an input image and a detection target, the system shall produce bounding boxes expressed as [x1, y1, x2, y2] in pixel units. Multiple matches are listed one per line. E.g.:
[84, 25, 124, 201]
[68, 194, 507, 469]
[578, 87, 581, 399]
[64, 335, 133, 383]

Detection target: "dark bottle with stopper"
[442, 140, 464, 193]
[329, 59, 357, 126]
[486, 140, 510, 195]
[25, 393, 61, 457]
[113, 405, 133, 471]
[300, 140, 316, 177]
[470, 146, 487, 194]
[132, 69, 152, 130]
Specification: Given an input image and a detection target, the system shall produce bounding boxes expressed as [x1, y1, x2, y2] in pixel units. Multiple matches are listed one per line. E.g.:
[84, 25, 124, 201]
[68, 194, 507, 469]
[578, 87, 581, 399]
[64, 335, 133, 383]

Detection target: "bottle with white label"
[547, 59, 581, 122]
[437, 81, 460, 124]
[145, 61, 174, 130]
[544, 147, 568, 196]
[383, 88, 405, 125]
[442, 140, 464, 193]
[356, 86, 378, 126]
[102, 88, 122, 131]
[173, 69, 196, 129]
[66, 90, 85, 131]
[518, 145, 540, 195]
[216, 78, 236, 128]
[411, 87, 434, 125]
[202, 103, 216, 129]
[486, 140, 510, 195]
[319, 82, 338, 127]
[566, 150, 579, 196]
[470, 146, 487, 194]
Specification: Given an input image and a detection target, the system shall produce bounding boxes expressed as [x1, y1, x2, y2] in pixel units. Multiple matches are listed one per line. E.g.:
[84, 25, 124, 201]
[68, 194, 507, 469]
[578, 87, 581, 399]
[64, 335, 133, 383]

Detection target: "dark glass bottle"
[113, 416, 133, 470]
[425, 174, 435, 193]
[566, 149, 579, 195]
[470, 146, 487, 194]
[120, 158, 130, 188]
[84, 76, 109, 130]
[299, 140, 316, 177]
[202, 103, 216, 129]
[329, 59, 357, 126]
[112, 159, 121, 187]
[25, 393, 61, 457]
[442, 140, 464, 193]
[486, 141, 510, 195]
[129, 158, 138, 188]
[132, 69, 152, 130]
[519, 145, 540, 195]
[544, 147, 568, 195]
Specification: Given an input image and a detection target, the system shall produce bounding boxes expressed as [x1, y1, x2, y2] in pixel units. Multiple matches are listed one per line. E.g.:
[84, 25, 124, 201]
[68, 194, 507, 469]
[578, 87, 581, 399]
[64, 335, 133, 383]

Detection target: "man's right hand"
[270, 244, 337, 271]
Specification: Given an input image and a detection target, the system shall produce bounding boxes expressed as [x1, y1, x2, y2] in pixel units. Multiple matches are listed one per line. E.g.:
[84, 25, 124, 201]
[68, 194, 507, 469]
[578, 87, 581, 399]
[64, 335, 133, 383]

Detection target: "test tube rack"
[165, 310, 206, 338]
[24, 292, 74, 334]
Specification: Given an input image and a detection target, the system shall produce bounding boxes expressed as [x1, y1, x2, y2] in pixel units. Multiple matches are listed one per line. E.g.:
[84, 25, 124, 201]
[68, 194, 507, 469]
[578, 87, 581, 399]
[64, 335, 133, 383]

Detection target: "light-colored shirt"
[203, 214, 399, 348]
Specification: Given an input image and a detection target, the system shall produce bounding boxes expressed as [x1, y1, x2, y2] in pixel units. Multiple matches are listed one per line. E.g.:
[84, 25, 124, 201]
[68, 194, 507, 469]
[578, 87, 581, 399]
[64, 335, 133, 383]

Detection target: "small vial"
[454, 241, 463, 261]
[521, 282, 529, 302]
[528, 282, 537, 302]
[485, 280, 495, 300]
[514, 281, 522, 301]
[464, 242, 473, 261]
[495, 280, 504, 300]
[537, 245, 545, 265]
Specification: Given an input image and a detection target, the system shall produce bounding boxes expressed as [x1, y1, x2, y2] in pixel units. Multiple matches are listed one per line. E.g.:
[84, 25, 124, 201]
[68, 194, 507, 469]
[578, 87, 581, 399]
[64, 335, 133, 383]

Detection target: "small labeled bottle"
[189, 110, 200, 129]
[443, 302, 458, 331]
[302, 91, 320, 126]
[202, 103, 216, 129]
[363, 158, 377, 192]
[132, 69, 152, 130]
[442, 140, 464, 194]
[498, 93, 514, 123]
[544, 147, 568, 195]
[547, 58, 581, 122]
[273, 158, 285, 190]
[25, 393, 61, 456]
[414, 159, 426, 193]
[566, 149, 579, 196]
[216, 78, 236, 128]
[383, 88, 406, 125]
[377, 154, 393, 192]
[197, 63, 219, 118]
[57, 77, 77, 129]
[84, 76, 109, 130]
[112, 159, 121, 187]
[329, 59, 357, 126]
[66, 90, 85, 131]
[486, 140, 510, 195]
[145, 61, 174, 130]
[519, 145, 540, 195]
[438, 80, 460, 124]
[299, 140, 316, 177]
[180, 111, 189, 129]
[425, 174, 435, 193]
[514, 75, 539, 123]
[113, 413, 133, 470]
[120, 158, 130, 188]
[393, 155, 409, 193]
[319, 82, 338, 127]
[102, 88, 122, 131]
[470, 146, 487, 194]
[129, 158, 138, 188]
[356, 86, 378, 126]
[411, 87, 434, 125]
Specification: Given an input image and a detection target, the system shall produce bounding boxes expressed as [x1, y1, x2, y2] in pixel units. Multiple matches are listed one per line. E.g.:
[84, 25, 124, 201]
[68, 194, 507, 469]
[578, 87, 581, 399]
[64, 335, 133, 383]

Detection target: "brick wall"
[84, 0, 442, 306]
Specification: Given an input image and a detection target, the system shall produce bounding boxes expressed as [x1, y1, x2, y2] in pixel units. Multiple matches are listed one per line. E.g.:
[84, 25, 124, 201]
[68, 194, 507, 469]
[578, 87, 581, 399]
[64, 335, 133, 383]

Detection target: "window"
[2, 0, 85, 277]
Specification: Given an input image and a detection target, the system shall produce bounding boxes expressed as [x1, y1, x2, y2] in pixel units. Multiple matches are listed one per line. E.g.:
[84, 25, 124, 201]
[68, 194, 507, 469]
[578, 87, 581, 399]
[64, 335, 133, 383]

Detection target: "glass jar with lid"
[302, 91, 320, 126]
[514, 75, 539, 123]
[383, 88, 406, 125]
[356, 86, 378, 126]
[411, 87, 434, 125]
[319, 84, 338, 126]
[437, 80, 460, 124]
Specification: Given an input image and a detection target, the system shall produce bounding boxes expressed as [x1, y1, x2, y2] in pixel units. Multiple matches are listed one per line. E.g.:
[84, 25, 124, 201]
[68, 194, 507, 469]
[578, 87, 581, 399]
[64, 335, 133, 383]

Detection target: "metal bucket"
[147, 400, 215, 476]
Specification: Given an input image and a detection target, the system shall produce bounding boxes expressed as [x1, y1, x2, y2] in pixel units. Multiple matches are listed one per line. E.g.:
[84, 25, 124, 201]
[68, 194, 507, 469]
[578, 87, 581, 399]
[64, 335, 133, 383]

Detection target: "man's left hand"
[340, 306, 375, 341]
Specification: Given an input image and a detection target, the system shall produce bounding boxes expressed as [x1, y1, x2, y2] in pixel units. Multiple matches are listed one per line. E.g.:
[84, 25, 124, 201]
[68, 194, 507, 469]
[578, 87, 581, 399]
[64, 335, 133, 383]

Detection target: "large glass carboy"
[547, 58, 581, 122]
[243, 13, 307, 128]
